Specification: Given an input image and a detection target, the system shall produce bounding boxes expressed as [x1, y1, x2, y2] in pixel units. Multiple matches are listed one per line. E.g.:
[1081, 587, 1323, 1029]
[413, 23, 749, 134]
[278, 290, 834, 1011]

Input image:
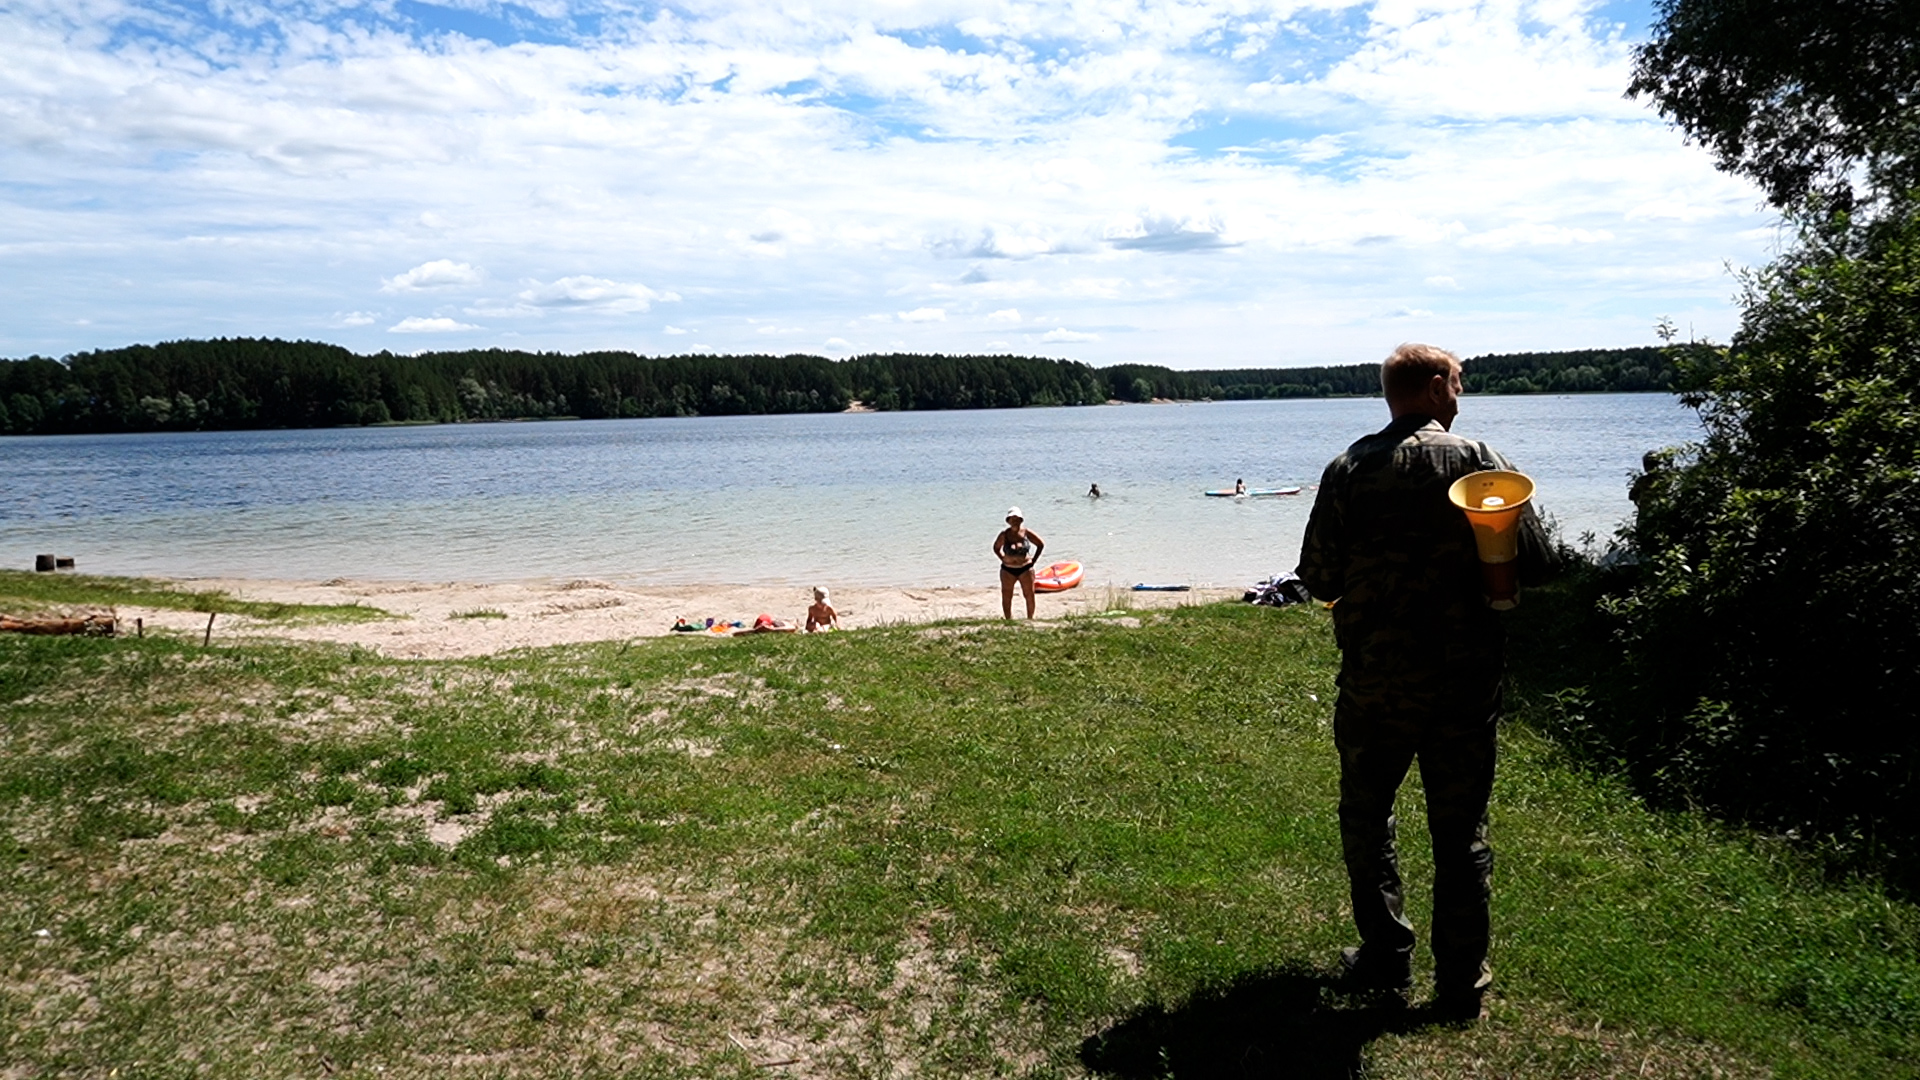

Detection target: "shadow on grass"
[1080, 965, 1461, 1080]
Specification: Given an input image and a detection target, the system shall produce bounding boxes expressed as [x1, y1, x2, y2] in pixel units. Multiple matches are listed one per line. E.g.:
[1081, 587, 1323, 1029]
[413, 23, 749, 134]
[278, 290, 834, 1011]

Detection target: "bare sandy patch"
[113, 577, 1237, 659]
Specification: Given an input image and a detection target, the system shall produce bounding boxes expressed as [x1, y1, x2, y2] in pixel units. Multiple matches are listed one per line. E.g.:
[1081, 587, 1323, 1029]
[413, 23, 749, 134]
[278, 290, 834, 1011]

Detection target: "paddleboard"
[1204, 487, 1302, 498]
[1033, 560, 1084, 592]
[1131, 583, 1191, 592]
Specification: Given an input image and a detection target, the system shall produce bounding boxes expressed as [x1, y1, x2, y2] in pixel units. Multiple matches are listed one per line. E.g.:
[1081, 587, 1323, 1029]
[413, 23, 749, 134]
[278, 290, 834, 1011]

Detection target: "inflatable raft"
[1033, 560, 1084, 592]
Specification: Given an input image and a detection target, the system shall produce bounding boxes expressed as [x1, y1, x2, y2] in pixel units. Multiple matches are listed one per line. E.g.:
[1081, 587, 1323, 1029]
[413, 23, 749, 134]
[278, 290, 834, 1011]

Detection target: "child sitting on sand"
[805, 587, 839, 632]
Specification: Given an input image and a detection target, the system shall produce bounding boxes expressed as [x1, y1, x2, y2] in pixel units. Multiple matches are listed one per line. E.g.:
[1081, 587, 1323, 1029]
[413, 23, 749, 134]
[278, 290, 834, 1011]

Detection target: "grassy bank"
[2, 589, 1915, 1077]
[0, 569, 387, 622]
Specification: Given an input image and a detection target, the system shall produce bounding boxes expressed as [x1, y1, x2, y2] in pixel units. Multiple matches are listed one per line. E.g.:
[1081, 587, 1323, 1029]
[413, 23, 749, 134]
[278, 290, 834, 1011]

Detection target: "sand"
[113, 577, 1240, 658]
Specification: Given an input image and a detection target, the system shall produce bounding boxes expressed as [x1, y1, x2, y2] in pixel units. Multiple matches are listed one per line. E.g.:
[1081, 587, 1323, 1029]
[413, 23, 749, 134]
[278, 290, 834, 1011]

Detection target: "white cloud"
[1289, 0, 1645, 123]
[823, 336, 853, 350]
[336, 311, 378, 327]
[1105, 212, 1236, 253]
[986, 308, 1021, 323]
[390, 316, 481, 333]
[898, 307, 946, 323]
[933, 226, 1071, 260]
[1040, 327, 1099, 342]
[663, 325, 689, 335]
[0, 0, 1772, 364]
[381, 260, 482, 294]
[1425, 276, 1459, 289]
[1461, 224, 1616, 250]
[511, 276, 679, 314]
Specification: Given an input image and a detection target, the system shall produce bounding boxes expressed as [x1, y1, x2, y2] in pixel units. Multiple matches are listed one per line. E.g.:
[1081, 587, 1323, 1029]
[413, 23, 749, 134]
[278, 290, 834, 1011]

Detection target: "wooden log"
[54, 557, 74, 570]
[0, 614, 117, 636]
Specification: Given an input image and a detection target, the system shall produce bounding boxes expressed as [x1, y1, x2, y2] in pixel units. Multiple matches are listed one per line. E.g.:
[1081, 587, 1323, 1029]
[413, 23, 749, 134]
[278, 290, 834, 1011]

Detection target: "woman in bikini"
[993, 506, 1046, 620]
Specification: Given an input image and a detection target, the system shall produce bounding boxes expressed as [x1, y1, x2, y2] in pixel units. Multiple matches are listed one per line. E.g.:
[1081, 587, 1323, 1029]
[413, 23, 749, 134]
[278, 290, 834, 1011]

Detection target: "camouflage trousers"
[1334, 683, 1498, 991]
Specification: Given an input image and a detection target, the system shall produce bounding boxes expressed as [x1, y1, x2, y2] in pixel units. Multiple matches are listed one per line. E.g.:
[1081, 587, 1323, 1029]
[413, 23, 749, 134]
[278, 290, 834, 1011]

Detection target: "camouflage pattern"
[1335, 693, 1497, 991]
[1295, 413, 1551, 991]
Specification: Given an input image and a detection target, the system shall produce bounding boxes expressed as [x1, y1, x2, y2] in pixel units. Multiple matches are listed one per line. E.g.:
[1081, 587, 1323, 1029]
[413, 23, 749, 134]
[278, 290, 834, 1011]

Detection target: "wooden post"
[34, 555, 55, 572]
[203, 612, 215, 647]
[136, 618, 144, 638]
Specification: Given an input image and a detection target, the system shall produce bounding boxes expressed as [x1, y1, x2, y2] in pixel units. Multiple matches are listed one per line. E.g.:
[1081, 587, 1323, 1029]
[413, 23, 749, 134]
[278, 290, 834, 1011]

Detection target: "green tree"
[1613, 204, 1920, 863]
[1606, 0, 1920, 880]
[1628, 0, 1920, 210]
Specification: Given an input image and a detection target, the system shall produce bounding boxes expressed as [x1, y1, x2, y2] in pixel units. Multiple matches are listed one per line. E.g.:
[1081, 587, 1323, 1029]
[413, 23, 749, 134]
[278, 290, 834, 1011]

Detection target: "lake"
[0, 394, 1700, 588]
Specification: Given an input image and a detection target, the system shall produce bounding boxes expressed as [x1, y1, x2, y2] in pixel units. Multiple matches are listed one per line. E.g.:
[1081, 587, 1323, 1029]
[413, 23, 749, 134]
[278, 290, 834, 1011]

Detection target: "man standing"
[1296, 343, 1552, 1020]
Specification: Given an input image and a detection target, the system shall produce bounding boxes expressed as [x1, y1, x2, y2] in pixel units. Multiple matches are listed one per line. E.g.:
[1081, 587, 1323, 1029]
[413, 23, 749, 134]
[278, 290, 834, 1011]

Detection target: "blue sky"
[0, 0, 1772, 367]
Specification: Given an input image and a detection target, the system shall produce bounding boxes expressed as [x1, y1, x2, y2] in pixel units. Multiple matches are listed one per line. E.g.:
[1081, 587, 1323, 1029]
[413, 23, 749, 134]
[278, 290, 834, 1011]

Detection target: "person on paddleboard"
[993, 507, 1046, 620]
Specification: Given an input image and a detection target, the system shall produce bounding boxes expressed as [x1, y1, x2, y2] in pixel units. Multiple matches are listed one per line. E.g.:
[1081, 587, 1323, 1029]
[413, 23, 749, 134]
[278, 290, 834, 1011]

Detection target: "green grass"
[0, 569, 390, 623]
[1, 600, 1914, 1078]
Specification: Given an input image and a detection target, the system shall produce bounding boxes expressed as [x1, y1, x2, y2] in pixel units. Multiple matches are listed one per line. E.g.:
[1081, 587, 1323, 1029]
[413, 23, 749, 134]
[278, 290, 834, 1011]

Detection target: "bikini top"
[1003, 530, 1031, 559]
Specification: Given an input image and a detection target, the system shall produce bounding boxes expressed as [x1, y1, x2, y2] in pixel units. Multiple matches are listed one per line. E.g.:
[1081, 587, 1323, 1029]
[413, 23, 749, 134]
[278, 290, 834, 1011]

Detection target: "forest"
[0, 339, 1672, 435]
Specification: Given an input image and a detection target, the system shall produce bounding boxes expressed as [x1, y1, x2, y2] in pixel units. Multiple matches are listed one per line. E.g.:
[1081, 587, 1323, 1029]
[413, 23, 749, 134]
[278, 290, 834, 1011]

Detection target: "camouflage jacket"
[1295, 414, 1553, 701]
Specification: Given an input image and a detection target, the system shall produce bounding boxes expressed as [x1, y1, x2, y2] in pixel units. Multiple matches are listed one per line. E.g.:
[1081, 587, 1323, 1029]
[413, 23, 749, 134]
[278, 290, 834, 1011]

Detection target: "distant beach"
[121, 577, 1236, 658]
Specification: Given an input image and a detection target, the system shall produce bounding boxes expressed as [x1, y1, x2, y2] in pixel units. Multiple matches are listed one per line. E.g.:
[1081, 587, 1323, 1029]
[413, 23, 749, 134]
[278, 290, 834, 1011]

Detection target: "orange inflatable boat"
[1033, 560, 1084, 592]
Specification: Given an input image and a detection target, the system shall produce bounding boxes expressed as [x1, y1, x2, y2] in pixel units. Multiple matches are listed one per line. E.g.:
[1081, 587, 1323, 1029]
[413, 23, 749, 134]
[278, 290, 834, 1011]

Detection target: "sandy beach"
[116, 577, 1240, 658]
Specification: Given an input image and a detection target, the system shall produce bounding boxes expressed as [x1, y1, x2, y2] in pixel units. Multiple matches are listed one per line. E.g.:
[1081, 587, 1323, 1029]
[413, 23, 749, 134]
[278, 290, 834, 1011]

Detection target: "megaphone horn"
[1447, 470, 1534, 610]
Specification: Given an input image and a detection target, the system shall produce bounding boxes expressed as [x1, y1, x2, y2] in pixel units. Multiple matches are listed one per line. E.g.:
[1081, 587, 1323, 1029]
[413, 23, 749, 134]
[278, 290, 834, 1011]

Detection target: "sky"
[1, 0, 1779, 368]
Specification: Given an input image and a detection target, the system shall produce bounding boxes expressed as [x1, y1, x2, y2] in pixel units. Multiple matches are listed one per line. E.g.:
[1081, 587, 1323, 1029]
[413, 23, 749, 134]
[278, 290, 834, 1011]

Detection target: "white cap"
[1006, 506, 1023, 519]
[814, 586, 829, 600]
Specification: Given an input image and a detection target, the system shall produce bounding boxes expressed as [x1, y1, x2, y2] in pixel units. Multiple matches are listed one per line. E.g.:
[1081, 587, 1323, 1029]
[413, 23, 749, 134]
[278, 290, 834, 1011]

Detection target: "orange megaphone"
[1447, 470, 1534, 610]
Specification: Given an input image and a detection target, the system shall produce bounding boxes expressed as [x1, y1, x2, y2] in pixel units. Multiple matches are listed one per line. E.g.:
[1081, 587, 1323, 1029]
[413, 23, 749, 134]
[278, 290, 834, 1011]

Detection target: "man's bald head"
[1381, 343, 1459, 399]
[1381, 343, 1463, 429]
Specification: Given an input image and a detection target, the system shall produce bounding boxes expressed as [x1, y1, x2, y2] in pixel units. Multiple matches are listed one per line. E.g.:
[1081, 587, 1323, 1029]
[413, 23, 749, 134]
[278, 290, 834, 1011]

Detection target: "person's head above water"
[1382, 343, 1462, 431]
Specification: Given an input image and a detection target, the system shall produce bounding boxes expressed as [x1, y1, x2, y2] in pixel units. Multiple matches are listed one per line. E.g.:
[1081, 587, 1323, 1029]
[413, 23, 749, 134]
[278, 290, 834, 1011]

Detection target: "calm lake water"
[0, 395, 1699, 588]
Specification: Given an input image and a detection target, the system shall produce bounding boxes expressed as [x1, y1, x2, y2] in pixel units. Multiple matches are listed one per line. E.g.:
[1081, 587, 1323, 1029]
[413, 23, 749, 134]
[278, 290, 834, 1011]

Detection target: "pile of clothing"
[671, 613, 797, 635]
[1243, 572, 1314, 607]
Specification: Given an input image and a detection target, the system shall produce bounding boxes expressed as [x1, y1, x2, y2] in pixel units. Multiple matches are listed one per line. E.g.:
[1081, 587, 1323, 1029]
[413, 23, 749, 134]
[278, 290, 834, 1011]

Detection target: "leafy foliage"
[1608, 201, 1920, 873]
[1629, 0, 1920, 210]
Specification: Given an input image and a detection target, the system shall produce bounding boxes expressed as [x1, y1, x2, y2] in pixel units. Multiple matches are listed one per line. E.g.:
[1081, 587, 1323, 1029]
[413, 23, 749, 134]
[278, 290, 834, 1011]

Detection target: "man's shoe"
[1339, 946, 1412, 1004]
[1429, 985, 1487, 1023]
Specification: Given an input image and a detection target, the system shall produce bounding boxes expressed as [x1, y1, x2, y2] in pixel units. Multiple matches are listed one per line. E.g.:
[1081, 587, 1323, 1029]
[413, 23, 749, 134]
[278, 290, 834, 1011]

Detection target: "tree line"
[0, 339, 1673, 436]
[1121, 345, 1673, 401]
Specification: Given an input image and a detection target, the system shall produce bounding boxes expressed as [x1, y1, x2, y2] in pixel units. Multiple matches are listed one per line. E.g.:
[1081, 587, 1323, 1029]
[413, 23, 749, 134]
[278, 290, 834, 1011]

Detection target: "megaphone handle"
[1480, 560, 1519, 608]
